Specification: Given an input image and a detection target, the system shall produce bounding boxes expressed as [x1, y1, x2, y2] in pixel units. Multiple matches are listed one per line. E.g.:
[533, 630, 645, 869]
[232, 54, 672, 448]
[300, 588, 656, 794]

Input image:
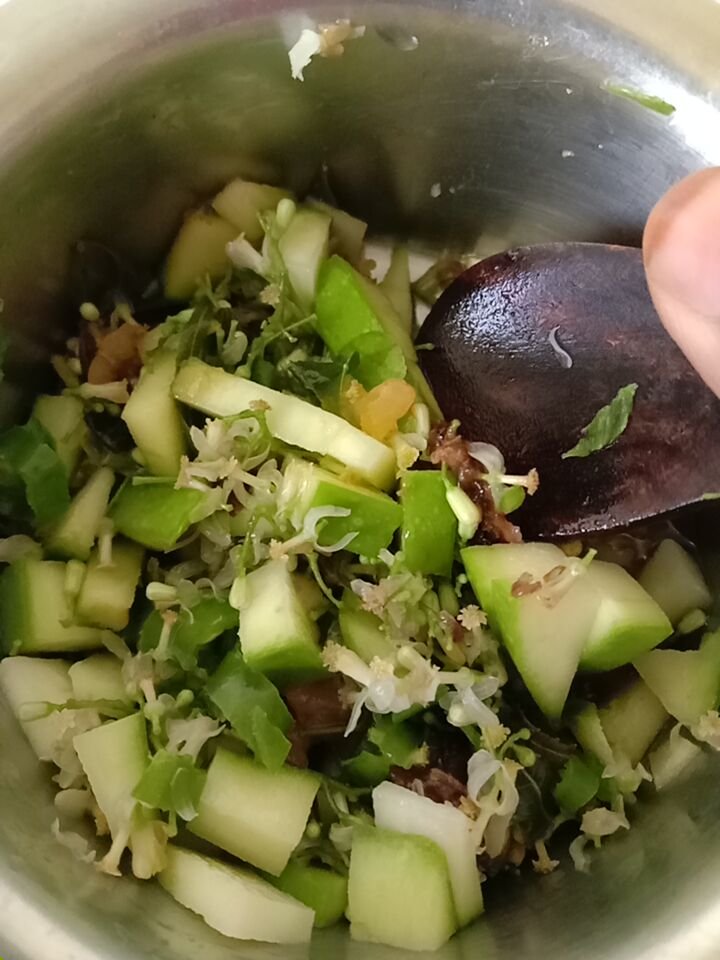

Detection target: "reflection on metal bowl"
[0, 1, 719, 959]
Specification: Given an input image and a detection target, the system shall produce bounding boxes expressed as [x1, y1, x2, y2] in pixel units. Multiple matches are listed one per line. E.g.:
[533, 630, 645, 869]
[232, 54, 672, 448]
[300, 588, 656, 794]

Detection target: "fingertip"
[643, 167, 720, 320]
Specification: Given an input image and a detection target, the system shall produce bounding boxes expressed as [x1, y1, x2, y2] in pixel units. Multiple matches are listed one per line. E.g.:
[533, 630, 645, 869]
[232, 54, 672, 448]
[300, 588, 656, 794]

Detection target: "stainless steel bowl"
[1, 2, 720, 958]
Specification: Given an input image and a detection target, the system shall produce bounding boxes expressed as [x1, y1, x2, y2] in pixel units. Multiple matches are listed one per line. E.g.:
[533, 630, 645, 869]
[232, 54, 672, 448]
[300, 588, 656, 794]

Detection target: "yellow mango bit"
[358, 379, 416, 441]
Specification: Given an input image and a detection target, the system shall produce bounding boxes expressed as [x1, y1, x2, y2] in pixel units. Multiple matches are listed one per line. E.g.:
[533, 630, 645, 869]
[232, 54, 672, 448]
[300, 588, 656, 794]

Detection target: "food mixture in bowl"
[0, 180, 717, 952]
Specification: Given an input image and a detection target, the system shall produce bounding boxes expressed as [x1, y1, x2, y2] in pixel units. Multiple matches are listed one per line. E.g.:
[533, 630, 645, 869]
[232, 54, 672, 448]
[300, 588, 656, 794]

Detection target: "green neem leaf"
[367, 716, 428, 770]
[133, 749, 207, 821]
[206, 648, 292, 769]
[284, 355, 345, 392]
[562, 383, 638, 460]
[281, 355, 349, 405]
[605, 84, 676, 117]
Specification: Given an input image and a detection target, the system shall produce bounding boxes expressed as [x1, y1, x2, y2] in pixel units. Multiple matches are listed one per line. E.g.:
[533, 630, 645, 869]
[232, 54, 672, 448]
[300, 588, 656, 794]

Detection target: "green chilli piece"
[110, 480, 209, 552]
[281, 458, 402, 559]
[399, 470, 458, 578]
[206, 648, 293, 769]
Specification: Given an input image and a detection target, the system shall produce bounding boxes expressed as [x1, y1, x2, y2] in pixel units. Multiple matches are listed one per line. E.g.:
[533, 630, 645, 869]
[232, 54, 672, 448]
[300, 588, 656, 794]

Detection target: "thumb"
[643, 167, 720, 397]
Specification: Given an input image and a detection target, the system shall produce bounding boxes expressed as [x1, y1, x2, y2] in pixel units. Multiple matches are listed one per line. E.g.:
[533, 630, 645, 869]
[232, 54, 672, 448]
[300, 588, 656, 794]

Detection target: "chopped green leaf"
[139, 597, 238, 671]
[149, 270, 269, 364]
[553, 755, 601, 814]
[251, 356, 275, 386]
[22, 443, 72, 526]
[206, 648, 292, 769]
[701, 492, 720, 501]
[352, 345, 407, 389]
[605, 84, 676, 116]
[340, 750, 391, 787]
[367, 716, 428, 769]
[562, 383, 638, 460]
[250, 705, 295, 770]
[391, 704, 426, 725]
[596, 774, 621, 806]
[282, 356, 348, 403]
[0, 419, 70, 526]
[133, 749, 207, 821]
[236, 274, 316, 385]
[339, 717, 428, 787]
[147, 304, 216, 362]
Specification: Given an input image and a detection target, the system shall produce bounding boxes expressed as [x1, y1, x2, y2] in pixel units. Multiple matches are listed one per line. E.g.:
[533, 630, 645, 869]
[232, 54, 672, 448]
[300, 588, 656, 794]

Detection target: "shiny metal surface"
[0, 1, 719, 959]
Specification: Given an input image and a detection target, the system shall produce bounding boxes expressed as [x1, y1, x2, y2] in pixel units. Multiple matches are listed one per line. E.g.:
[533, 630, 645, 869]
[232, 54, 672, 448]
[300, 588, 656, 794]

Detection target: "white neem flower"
[580, 804, 630, 839]
[691, 709, 720, 750]
[166, 715, 224, 761]
[466, 757, 522, 858]
[571, 798, 630, 873]
[444, 675, 501, 729]
[288, 21, 366, 81]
